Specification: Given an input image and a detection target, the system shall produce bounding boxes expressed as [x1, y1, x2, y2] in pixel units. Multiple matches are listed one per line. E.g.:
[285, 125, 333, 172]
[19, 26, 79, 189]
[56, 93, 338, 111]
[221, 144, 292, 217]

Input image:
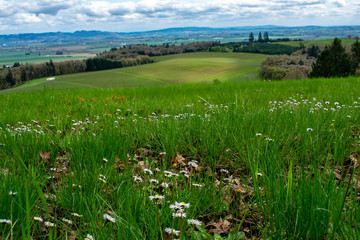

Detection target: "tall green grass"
[0, 77, 360, 239]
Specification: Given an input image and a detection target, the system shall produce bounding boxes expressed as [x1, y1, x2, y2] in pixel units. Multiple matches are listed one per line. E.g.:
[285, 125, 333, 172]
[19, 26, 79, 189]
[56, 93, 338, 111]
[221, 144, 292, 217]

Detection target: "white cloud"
[13, 13, 42, 24]
[0, 0, 359, 33]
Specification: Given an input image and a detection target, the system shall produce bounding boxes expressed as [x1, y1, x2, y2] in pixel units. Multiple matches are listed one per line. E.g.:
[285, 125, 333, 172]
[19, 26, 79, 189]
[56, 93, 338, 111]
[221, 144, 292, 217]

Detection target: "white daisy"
[150, 179, 159, 184]
[44, 221, 56, 227]
[71, 213, 83, 217]
[85, 234, 95, 240]
[9, 191, 17, 195]
[143, 169, 153, 175]
[103, 213, 116, 223]
[161, 182, 169, 188]
[0, 219, 11, 224]
[34, 216, 44, 222]
[133, 176, 143, 182]
[172, 212, 187, 218]
[220, 169, 229, 174]
[62, 218, 73, 224]
[192, 183, 203, 187]
[188, 161, 198, 168]
[187, 219, 202, 226]
[165, 228, 180, 236]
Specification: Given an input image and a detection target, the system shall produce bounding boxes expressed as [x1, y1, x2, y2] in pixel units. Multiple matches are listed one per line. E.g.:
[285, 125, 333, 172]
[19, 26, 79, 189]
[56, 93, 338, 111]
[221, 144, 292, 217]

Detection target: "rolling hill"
[4, 52, 266, 93]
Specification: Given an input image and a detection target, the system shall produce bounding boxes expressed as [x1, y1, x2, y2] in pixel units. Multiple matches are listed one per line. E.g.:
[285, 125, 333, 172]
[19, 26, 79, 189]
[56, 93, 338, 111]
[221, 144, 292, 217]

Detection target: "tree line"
[260, 38, 360, 80]
[212, 42, 300, 55]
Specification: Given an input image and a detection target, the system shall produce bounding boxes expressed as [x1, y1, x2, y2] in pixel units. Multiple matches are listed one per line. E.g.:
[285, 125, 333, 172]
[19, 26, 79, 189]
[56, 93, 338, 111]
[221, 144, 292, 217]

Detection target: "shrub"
[260, 66, 289, 80]
[284, 69, 308, 80]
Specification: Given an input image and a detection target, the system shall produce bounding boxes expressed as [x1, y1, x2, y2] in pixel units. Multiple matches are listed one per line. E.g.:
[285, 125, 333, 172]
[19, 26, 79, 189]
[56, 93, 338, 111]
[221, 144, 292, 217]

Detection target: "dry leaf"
[40, 151, 51, 163]
[137, 161, 146, 171]
[207, 167, 213, 177]
[114, 156, 125, 171]
[195, 166, 203, 172]
[206, 219, 231, 235]
[140, 148, 152, 156]
[68, 235, 77, 240]
[174, 153, 187, 167]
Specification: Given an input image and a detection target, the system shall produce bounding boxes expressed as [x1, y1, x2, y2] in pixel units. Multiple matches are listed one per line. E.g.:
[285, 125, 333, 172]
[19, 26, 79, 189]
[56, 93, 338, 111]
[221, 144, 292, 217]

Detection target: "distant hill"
[1, 26, 360, 45]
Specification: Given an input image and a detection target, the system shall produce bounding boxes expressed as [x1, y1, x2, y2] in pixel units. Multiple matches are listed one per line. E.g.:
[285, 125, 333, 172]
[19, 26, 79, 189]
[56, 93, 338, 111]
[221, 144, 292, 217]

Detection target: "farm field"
[0, 77, 360, 239]
[4, 52, 267, 93]
[0, 51, 93, 66]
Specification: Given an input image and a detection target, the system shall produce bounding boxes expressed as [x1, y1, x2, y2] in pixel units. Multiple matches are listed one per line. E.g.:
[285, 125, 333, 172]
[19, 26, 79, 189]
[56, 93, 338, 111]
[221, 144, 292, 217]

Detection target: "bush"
[284, 69, 308, 80]
[260, 66, 289, 80]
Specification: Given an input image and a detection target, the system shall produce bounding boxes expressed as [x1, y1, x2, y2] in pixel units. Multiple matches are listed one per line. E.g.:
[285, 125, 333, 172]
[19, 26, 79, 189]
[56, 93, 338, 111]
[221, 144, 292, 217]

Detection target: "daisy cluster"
[165, 201, 202, 237]
[268, 96, 360, 113]
[0, 101, 232, 138]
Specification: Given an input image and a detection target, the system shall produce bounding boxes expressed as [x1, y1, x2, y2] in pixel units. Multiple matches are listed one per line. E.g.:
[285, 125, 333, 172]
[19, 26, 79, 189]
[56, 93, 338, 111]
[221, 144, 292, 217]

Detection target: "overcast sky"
[0, 0, 359, 34]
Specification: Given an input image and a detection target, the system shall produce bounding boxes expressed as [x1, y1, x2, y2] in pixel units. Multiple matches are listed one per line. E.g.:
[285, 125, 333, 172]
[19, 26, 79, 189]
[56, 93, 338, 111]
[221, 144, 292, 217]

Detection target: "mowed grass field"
[5, 52, 266, 93]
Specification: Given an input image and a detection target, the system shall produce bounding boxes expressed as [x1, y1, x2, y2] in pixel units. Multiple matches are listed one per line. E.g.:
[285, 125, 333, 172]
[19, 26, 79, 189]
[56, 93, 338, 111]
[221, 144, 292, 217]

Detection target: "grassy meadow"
[278, 38, 357, 48]
[2, 52, 266, 93]
[0, 76, 360, 239]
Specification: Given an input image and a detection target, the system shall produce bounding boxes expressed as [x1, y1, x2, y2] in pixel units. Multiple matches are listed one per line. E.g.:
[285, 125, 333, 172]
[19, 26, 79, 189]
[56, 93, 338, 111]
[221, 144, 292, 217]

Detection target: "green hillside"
[4, 52, 266, 93]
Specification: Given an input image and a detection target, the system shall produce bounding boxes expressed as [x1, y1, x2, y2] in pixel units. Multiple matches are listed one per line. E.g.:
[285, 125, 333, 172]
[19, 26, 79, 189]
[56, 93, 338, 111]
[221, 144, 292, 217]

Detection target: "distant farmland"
[5, 52, 267, 93]
[278, 38, 357, 48]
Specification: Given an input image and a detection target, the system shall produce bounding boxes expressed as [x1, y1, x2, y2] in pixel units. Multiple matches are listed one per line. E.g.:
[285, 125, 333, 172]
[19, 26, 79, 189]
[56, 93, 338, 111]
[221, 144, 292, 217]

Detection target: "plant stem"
[171, 216, 175, 240]
[179, 216, 183, 240]
[156, 205, 164, 240]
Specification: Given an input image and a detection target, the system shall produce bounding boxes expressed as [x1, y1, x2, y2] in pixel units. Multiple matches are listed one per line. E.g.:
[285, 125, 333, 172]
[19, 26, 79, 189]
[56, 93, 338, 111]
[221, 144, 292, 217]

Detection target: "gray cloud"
[18, 0, 73, 15]
[0, 0, 359, 34]
[31, 5, 70, 15]
[109, 6, 132, 16]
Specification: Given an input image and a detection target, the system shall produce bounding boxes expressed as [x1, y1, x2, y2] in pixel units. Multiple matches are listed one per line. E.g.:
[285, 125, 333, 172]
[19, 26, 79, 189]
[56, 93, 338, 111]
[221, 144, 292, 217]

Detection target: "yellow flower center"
[155, 194, 159, 197]
[237, 188, 243, 193]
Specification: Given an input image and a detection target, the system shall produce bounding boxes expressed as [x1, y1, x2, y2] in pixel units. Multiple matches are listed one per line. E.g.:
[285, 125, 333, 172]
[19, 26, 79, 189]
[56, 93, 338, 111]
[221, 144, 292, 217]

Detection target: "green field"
[0, 51, 89, 66]
[0, 77, 360, 239]
[278, 38, 357, 48]
[4, 52, 267, 93]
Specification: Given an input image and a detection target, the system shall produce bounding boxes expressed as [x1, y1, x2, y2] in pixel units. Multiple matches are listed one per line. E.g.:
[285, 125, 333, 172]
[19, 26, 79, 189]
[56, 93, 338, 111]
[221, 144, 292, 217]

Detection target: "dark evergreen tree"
[0, 76, 6, 89]
[310, 38, 355, 78]
[351, 40, 360, 69]
[249, 32, 254, 43]
[46, 59, 56, 76]
[258, 32, 263, 42]
[5, 69, 15, 86]
[86, 59, 96, 71]
[263, 32, 269, 42]
[307, 45, 320, 58]
[20, 68, 29, 82]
